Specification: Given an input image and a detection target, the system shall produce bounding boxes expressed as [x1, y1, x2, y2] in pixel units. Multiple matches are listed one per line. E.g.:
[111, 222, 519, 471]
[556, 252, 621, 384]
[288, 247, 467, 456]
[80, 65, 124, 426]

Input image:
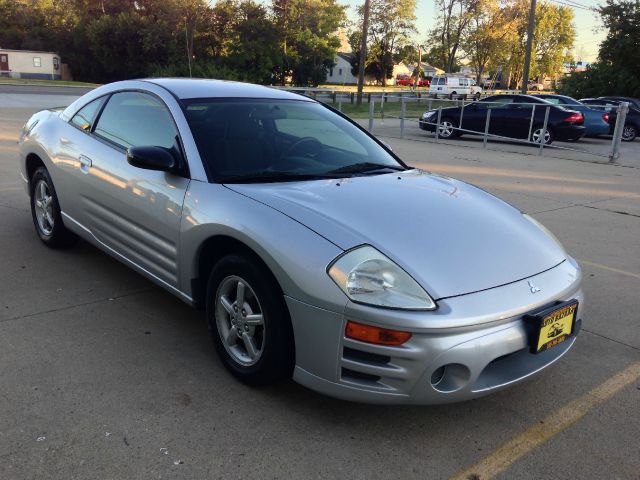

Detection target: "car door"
[476, 96, 515, 137]
[76, 91, 190, 288]
[506, 96, 548, 139]
[53, 95, 109, 223]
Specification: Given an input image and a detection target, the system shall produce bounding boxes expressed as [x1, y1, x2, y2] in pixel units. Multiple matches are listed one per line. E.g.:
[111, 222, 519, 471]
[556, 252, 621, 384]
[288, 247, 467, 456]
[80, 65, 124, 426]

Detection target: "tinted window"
[183, 99, 402, 182]
[71, 97, 105, 131]
[484, 97, 514, 107]
[94, 92, 178, 149]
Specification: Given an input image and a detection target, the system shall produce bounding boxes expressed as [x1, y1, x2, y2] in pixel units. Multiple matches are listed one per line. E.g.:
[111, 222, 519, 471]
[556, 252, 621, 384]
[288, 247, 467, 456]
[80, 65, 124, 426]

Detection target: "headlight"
[523, 214, 566, 253]
[421, 111, 435, 120]
[327, 245, 436, 310]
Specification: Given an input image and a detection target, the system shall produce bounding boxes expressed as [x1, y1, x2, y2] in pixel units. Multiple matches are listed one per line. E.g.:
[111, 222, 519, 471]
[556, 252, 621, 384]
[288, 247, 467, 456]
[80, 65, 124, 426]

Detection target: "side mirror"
[126, 146, 177, 172]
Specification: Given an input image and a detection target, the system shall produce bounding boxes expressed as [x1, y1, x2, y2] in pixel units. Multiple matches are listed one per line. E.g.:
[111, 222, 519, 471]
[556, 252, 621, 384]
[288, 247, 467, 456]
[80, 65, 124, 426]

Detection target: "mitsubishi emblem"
[528, 281, 541, 294]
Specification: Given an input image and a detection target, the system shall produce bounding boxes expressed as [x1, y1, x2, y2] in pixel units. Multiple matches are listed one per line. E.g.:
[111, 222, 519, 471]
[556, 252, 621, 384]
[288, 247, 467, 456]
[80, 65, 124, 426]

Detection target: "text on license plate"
[536, 302, 577, 352]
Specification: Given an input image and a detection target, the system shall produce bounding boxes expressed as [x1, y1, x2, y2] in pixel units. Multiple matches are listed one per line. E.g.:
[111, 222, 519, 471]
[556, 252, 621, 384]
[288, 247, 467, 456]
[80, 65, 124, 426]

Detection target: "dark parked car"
[580, 98, 640, 141]
[532, 94, 610, 137]
[598, 96, 640, 110]
[419, 94, 585, 145]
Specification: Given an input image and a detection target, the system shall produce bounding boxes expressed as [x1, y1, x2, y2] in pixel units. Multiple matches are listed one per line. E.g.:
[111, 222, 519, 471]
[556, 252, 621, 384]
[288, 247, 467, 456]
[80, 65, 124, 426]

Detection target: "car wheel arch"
[191, 234, 287, 311]
[26, 153, 46, 188]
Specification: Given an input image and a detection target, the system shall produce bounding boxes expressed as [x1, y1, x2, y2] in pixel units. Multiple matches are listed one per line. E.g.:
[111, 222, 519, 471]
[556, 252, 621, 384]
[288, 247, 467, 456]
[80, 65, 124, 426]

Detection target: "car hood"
[226, 169, 566, 299]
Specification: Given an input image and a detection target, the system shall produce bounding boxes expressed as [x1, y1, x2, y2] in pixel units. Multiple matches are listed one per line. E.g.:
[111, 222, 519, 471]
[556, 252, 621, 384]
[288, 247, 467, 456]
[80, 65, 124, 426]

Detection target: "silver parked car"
[18, 79, 583, 404]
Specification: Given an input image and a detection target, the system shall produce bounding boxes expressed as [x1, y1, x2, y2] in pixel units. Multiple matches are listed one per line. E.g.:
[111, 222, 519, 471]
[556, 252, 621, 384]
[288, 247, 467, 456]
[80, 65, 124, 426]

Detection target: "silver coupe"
[18, 79, 583, 404]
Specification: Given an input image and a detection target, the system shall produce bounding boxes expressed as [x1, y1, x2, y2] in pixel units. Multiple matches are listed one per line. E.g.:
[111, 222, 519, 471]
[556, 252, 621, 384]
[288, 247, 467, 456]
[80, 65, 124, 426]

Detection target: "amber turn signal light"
[345, 320, 412, 346]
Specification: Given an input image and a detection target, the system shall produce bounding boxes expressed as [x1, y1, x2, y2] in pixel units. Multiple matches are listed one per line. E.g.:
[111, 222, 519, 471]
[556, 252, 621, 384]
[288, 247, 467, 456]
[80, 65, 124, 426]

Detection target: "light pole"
[521, 0, 537, 93]
[356, 0, 371, 105]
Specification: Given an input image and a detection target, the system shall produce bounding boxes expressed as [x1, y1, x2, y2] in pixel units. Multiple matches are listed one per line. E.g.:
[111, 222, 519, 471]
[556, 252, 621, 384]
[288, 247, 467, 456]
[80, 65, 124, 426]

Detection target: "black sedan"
[580, 98, 639, 141]
[419, 94, 586, 145]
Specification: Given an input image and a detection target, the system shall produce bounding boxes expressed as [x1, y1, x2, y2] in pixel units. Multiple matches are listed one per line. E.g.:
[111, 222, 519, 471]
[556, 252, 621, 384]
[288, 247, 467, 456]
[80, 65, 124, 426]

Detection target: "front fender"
[179, 180, 349, 312]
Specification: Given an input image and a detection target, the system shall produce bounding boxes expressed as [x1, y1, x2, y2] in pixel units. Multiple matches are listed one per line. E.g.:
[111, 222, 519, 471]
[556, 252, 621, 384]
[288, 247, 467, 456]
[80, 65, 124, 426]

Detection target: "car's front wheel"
[206, 253, 294, 386]
[29, 166, 78, 248]
[438, 118, 459, 139]
[622, 123, 637, 141]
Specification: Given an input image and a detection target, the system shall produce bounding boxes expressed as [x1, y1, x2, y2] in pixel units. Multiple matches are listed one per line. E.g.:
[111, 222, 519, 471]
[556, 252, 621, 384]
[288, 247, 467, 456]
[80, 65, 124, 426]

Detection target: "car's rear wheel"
[531, 125, 555, 145]
[474, 92, 481, 101]
[29, 166, 78, 248]
[206, 253, 294, 386]
[437, 118, 459, 139]
[622, 123, 637, 141]
[449, 91, 457, 100]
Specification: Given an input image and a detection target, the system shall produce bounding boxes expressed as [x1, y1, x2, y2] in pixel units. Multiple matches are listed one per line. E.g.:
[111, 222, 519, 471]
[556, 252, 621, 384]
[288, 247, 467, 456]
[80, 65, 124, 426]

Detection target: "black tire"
[29, 166, 78, 248]
[449, 91, 456, 100]
[205, 252, 294, 386]
[474, 92, 481, 101]
[621, 123, 637, 142]
[530, 125, 555, 145]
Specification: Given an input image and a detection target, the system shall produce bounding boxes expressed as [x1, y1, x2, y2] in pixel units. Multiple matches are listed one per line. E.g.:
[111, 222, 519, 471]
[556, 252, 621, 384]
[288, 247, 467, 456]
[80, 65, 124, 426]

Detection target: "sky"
[340, 0, 606, 62]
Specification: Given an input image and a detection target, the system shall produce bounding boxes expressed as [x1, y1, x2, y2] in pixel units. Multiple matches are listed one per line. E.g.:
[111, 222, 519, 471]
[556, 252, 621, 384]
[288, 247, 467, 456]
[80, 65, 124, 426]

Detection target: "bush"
[557, 63, 640, 99]
[151, 62, 246, 81]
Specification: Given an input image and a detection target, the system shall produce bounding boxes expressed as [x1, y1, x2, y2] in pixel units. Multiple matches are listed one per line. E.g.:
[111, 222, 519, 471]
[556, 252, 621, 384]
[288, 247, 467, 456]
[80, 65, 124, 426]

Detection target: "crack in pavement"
[582, 204, 640, 219]
[582, 328, 640, 353]
[0, 203, 28, 212]
[0, 289, 154, 325]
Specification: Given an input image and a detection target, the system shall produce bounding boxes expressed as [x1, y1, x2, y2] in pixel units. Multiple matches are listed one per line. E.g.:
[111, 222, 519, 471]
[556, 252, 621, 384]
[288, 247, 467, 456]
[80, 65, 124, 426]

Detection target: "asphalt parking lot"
[1, 86, 639, 479]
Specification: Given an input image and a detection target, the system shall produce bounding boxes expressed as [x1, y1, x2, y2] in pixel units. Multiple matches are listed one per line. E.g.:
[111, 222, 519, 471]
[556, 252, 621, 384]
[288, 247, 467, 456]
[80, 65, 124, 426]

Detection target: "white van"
[429, 75, 483, 99]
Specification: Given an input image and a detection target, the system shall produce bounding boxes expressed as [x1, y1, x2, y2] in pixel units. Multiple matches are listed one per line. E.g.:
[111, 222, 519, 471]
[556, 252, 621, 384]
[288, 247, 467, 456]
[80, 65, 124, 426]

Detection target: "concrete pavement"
[0, 94, 639, 480]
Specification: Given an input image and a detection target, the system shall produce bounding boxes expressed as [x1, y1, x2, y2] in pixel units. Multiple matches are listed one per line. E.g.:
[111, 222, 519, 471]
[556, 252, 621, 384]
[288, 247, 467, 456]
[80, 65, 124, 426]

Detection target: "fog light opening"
[430, 366, 446, 386]
[430, 363, 471, 393]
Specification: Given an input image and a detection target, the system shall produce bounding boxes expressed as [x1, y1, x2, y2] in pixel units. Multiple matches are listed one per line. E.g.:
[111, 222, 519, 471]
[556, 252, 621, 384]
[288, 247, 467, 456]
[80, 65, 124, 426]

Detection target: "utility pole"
[356, 0, 371, 105]
[185, 18, 192, 78]
[521, 0, 537, 94]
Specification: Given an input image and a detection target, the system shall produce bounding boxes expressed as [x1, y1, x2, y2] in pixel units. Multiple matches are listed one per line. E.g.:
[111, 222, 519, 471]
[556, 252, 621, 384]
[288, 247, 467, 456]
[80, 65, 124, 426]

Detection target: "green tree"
[431, 0, 481, 73]
[501, 0, 575, 89]
[461, 0, 515, 83]
[352, 0, 416, 86]
[225, 1, 282, 84]
[272, 0, 346, 86]
[559, 0, 640, 98]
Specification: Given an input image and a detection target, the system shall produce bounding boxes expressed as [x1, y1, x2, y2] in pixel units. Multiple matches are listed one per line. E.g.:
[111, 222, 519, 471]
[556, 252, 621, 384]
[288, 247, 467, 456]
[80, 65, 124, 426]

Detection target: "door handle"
[79, 155, 92, 173]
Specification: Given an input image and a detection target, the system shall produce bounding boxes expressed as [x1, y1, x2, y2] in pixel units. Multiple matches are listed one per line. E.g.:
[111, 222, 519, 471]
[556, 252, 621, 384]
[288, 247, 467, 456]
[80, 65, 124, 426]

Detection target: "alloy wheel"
[532, 128, 551, 145]
[622, 125, 636, 141]
[34, 179, 54, 235]
[438, 121, 454, 138]
[215, 275, 265, 366]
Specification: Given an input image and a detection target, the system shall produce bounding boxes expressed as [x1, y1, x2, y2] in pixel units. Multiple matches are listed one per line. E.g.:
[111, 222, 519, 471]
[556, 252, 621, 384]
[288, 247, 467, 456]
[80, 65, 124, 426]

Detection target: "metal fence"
[302, 91, 630, 163]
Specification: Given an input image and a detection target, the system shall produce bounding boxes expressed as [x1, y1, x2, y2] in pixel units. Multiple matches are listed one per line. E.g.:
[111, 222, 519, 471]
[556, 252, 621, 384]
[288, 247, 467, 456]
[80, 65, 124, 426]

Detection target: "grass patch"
[0, 78, 99, 87]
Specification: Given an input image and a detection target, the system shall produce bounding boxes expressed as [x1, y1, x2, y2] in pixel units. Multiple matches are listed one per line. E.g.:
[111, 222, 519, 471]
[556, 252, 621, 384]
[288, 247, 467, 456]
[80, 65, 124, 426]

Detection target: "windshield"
[182, 99, 404, 183]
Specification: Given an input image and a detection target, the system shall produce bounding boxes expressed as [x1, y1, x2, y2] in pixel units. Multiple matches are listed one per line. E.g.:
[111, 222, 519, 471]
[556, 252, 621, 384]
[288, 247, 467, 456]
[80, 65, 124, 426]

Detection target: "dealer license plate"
[525, 300, 578, 353]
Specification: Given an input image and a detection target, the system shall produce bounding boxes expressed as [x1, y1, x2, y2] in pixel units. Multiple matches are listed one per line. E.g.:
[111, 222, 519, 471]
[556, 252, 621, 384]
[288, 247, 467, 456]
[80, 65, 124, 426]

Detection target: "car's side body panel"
[179, 180, 349, 312]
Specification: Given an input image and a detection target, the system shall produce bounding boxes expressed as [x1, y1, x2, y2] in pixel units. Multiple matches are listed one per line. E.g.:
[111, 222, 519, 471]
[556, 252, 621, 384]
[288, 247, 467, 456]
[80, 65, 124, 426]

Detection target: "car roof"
[144, 78, 313, 101]
[483, 94, 544, 102]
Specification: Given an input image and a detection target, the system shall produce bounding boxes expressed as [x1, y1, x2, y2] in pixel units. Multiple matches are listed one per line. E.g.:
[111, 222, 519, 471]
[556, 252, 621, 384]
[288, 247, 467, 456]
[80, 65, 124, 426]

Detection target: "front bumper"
[287, 258, 583, 405]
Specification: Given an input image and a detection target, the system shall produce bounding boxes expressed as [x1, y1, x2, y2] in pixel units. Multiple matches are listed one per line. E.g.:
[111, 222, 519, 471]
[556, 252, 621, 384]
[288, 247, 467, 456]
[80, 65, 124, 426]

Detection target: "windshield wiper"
[327, 162, 404, 175]
[220, 171, 341, 184]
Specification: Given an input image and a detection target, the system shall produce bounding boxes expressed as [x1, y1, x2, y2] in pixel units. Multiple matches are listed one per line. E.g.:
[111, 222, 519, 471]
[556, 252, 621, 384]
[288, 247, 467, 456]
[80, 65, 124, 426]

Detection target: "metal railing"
[308, 92, 630, 162]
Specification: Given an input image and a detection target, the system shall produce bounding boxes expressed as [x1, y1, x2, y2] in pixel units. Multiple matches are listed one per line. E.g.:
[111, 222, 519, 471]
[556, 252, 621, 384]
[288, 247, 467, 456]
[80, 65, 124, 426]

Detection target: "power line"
[548, 0, 596, 11]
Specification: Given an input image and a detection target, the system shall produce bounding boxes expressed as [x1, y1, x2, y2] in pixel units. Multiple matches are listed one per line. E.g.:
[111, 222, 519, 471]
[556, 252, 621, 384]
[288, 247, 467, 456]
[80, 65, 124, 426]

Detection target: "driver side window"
[94, 92, 178, 150]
